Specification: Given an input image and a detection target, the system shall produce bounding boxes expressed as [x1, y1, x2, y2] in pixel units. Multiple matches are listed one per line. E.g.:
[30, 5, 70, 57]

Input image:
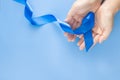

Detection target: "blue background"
[0, 0, 120, 80]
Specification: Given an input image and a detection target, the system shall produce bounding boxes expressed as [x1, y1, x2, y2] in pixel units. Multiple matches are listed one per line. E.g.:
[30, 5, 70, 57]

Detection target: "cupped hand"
[78, 0, 120, 50]
[64, 0, 102, 42]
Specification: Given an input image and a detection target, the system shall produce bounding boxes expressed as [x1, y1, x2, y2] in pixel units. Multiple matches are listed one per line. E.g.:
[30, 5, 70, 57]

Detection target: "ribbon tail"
[25, 3, 58, 26]
[84, 30, 93, 51]
[24, 5, 37, 25]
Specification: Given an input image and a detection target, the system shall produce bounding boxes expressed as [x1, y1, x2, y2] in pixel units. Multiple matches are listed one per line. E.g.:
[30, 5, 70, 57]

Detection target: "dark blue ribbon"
[14, 0, 95, 51]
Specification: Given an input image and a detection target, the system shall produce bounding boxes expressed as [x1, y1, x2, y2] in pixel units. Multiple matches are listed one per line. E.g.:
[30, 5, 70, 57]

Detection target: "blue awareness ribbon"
[14, 0, 95, 51]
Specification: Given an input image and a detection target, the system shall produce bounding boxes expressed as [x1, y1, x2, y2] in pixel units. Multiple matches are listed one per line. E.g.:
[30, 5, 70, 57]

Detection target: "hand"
[64, 0, 102, 42]
[78, 0, 120, 50]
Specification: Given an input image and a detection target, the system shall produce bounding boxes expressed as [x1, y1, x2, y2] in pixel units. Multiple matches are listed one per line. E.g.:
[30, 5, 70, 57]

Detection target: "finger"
[65, 16, 74, 27]
[91, 34, 100, 48]
[64, 32, 76, 42]
[65, 16, 76, 41]
[79, 41, 85, 50]
[72, 12, 88, 30]
[64, 32, 68, 37]
[72, 19, 82, 30]
[77, 34, 83, 38]
[73, 14, 83, 23]
[92, 23, 103, 35]
[68, 34, 76, 42]
[67, 19, 77, 42]
[67, 19, 80, 41]
[77, 36, 84, 46]
[99, 29, 112, 43]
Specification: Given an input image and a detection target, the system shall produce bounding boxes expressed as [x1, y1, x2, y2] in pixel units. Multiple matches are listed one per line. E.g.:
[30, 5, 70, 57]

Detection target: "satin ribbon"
[14, 0, 95, 51]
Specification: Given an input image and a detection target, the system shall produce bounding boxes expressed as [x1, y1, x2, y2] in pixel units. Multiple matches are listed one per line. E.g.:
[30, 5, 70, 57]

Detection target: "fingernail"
[99, 40, 103, 44]
[68, 39, 72, 42]
[64, 34, 67, 37]
[71, 39, 75, 42]
[64, 33, 67, 37]
[79, 47, 82, 51]
[99, 36, 104, 44]
[68, 39, 71, 42]
[99, 38, 104, 44]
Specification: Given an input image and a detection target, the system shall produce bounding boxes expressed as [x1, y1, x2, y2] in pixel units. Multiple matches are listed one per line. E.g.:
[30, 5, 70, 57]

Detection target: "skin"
[65, 0, 120, 50]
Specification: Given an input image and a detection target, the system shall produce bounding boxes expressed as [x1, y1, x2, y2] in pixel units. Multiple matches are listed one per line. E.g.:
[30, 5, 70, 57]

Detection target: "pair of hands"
[65, 0, 120, 50]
